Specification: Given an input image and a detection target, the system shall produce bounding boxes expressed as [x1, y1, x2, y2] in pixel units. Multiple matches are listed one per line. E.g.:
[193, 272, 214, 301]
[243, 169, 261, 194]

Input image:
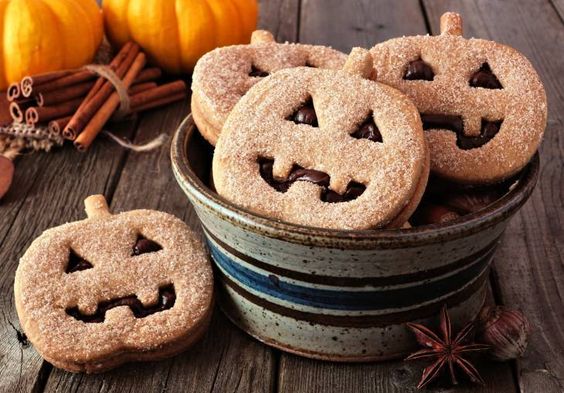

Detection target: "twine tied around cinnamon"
[83, 64, 132, 120]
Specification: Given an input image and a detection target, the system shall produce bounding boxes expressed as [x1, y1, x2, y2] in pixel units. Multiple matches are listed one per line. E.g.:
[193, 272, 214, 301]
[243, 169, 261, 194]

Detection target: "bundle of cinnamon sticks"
[6, 42, 187, 151]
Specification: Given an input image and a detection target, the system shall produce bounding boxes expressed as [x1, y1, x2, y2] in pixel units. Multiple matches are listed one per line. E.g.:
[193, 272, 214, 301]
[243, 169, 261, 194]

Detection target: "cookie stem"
[84, 195, 112, 219]
[251, 30, 275, 44]
[440, 12, 463, 36]
[343, 48, 376, 80]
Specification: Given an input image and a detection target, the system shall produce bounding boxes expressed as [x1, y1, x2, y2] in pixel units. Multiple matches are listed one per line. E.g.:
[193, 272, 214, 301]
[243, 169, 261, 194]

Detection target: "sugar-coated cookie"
[370, 12, 547, 184]
[14, 195, 213, 373]
[213, 48, 429, 230]
[192, 30, 346, 145]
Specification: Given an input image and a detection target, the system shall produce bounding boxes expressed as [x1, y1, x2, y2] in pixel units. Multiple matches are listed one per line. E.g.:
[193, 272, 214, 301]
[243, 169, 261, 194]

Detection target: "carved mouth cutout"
[258, 158, 366, 203]
[420, 114, 502, 150]
[66, 284, 176, 323]
[249, 65, 269, 78]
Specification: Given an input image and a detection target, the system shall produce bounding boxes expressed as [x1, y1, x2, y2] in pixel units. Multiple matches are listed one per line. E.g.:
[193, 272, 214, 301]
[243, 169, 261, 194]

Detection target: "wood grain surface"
[0, 0, 561, 392]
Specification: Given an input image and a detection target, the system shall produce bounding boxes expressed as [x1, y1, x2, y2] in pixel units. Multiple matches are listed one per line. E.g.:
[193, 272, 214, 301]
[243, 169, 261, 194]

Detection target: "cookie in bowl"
[213, 48, 429, 230]
[191, 29, 346, 145]
[370, 12, 547, 184]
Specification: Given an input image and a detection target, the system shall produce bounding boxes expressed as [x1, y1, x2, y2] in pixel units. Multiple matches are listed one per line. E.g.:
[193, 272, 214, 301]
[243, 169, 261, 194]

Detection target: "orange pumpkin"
[103, 0, 258, 74]
[0, 0, 103, 90]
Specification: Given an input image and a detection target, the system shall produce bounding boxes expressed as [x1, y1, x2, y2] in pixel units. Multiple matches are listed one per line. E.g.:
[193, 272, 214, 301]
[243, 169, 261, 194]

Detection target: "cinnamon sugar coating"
[14, 207, 213, 372]
[213, 63, 428, 230]
[370, 13, 547, 184]
[191, 30, 346, 145]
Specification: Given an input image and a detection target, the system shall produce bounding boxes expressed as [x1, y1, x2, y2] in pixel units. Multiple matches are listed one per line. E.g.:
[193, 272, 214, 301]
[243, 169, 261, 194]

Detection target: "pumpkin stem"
[251, 30, 275, 44]
[84, 195, 112, 218]
[343, 48, 375, 80]
[440, 12, 463, 36]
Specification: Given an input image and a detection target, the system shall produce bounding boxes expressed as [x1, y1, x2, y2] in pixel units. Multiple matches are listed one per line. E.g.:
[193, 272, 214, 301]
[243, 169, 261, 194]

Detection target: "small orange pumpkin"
[0, 0, 103, 90]
[103, 0, 258, 74]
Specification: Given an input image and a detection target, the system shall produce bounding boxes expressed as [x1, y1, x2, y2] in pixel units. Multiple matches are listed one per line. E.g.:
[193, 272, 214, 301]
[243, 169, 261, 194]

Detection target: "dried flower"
[476, 306, 531, 361]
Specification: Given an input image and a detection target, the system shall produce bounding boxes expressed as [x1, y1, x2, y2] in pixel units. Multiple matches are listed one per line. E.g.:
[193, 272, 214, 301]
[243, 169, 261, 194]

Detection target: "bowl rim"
[171, 115, 539, 247]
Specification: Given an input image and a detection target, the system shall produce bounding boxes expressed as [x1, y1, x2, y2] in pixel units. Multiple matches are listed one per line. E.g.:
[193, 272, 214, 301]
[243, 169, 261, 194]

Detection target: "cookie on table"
[213, 48, 429, 230]
[14, 195, 213, 373]
[370, 12, 547, 184]
[191, 29, 347, 145]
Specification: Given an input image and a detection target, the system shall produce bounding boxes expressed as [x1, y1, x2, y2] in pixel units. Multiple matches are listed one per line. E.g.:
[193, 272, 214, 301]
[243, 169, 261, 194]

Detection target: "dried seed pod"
[476, 306, 531, 361]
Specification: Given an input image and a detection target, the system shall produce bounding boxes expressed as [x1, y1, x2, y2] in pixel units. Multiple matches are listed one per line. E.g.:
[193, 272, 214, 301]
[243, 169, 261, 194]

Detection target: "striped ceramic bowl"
[171, 115, 539, 362]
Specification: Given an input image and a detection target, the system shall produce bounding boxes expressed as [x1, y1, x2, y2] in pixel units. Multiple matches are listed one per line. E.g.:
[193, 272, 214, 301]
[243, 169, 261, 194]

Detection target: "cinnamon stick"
[129, 82, 158, 95]
[9, 102, 24, 123]
[25, 97, 83, 125]
[36, 80, 95, 107]
[132, 92, 186, 113]
[135, 67, 162, 84]
[48, 116, 71, 135]
[74, 52, 147, 151]
[32, 70, 96, 95]
[7, 83, 21, 101]
[64, 43, 140, 140]
[20, 69, 75, 97]
[128, 81, 186, 109]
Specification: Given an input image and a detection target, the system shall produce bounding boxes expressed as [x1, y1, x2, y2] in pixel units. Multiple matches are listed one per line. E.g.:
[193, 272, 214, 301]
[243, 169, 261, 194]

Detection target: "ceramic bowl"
[171, 115, 539, 362]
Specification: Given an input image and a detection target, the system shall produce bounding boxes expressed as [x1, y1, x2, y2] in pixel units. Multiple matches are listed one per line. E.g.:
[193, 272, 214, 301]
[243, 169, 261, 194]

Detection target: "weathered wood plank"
[278, 1, 518, 392]
[549, 0, 564, 20]
[259, 0, 301, 42]
[0, 121, 136, 393]
[423, 1, 564, 392]
[299, 0, 427, 52]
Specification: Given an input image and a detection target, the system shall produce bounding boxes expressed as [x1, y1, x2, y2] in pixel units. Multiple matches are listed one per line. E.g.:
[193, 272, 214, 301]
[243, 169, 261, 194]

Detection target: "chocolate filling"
[258, 158, 366, 203]
[404, 58, 434, 81]
[132, 235, 162, 256]
[66, 284, 176, 323]
[421, 114, 502, 150]
[288, 100, 318, 127]
[469, 63, 502, 89]
[351, 114, 383, 142]
[66, 249, 93, 273]
[249, 65, 269, 78]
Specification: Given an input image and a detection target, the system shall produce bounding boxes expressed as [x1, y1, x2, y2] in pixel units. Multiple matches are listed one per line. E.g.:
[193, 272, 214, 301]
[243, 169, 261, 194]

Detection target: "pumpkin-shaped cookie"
[191, 30, 347, 145]
[213, 48, 429, 230]
[370, 12, 547, 184]
[14, 195, 213, 373]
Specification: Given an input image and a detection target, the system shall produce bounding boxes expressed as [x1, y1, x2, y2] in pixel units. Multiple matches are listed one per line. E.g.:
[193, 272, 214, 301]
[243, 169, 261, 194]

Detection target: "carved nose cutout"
[288, 99, 318, 127]
[404, 58, 435, 81]
[132, 235, 162, 256]
[66, 284, 176, 323]
[65, 249, 93, 273]
[469, 63, 502, 89]
[249, 65, 269, 78]
[258, 158, 366, 203]
[351, 114, 383, 142]
[421, 113, 502, 150]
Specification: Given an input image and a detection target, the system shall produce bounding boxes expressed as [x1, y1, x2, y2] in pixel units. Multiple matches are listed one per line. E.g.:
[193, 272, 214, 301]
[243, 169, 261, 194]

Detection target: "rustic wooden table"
[1, 0, 562, 392]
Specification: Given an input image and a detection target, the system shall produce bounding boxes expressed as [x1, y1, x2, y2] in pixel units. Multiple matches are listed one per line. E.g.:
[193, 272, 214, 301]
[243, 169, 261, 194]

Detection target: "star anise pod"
[406, 305, 490, 389]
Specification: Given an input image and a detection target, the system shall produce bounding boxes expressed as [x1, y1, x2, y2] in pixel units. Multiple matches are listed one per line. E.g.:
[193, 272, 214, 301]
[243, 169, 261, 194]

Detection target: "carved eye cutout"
[403, 58, 434, 81]
[288, 99, 318, 127]
[258, 157, 365, 203]
[304, 61, 316, 68]
[132, 235, 162, 256]
[249, 65, 269, 78]
[65, 249, 93, 273]
[351, 113, 383, 143]
[420, 113, 502, 150]
[66, 284, 176, 323]
[469, 63, 502, 89]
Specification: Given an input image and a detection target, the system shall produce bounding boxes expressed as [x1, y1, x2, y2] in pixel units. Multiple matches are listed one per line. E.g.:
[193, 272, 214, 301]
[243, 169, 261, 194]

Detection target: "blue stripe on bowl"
[207, 238, 494, 311]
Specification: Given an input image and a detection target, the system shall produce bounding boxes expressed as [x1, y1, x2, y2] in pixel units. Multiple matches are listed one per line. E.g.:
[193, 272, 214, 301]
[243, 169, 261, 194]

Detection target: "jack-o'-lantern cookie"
[370, 12, 547, 184]
[14, 195, 213, 373]
[213, 48, 429, 230]
[192, 29, 346, 145]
